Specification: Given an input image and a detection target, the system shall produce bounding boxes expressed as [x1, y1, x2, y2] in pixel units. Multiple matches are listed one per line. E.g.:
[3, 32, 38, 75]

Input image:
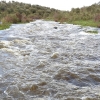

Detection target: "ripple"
[0, 20, 100, 99]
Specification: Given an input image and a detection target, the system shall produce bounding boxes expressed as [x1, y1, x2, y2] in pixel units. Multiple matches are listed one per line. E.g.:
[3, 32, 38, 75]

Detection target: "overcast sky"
[5, 0, 100, 11]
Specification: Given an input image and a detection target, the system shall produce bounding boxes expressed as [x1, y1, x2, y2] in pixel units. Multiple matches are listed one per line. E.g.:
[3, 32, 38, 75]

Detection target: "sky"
[5, 0, 100, 11]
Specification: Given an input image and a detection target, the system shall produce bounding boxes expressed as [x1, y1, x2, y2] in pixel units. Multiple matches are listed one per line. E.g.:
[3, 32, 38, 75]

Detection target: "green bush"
[0, 23, 11, 30]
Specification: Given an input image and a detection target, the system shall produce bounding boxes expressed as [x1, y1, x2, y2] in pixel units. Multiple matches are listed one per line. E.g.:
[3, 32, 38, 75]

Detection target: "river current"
[0, 20, 100, 100]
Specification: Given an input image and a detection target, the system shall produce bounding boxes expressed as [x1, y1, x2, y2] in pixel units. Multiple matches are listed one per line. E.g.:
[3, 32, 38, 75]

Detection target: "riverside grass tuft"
[0, 23, 11, 30]
[85, 30, 98, 34]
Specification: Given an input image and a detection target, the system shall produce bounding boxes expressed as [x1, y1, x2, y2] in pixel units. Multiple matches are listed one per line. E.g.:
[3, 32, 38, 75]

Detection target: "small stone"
[54, 27, 57, 29]
[38, 82, 47, 86]
[37, 62, 45, 68]
[51, 52, 59, 59]
[0, 44, 6, 49]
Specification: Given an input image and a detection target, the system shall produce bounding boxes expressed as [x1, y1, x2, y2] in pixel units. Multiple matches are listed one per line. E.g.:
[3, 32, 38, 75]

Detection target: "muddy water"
[0, 20, 100, 100]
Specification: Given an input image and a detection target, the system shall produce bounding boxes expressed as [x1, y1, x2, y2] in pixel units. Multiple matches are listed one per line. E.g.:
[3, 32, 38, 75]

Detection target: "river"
[0, 20, 100, 100]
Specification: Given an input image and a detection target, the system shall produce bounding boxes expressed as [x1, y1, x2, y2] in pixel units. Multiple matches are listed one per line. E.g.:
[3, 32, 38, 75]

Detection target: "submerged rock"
[38, 82, 47, 86]
[0, 42, 7, 49]
[30, 85, 38, 91]
[54, 27, 58, 29]
[51, 52, 59, 59]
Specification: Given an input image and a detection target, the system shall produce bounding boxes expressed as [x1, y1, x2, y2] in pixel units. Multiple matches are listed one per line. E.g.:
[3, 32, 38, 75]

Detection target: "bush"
[2, 14, 19, 23]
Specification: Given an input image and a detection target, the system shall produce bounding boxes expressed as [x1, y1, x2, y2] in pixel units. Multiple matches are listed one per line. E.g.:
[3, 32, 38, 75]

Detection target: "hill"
[67, 2, 100, 27]
[0, 1, 66, 23]
[0, 1, 100, 29]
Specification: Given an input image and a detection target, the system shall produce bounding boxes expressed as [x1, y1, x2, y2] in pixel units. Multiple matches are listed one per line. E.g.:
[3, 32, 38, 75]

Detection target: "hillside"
[0, 1, 100, 28]
[67, 2, 100, 27]
[0, 1, 66, 23]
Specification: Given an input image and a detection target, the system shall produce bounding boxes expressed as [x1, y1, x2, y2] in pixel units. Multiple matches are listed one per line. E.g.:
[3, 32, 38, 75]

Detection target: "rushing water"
[0, 20, 100, 100]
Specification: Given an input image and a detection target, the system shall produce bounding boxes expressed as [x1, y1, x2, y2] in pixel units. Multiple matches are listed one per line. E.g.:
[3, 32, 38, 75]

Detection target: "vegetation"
[0, 1, 100, 30]
[68, 20, 99, 27]
[67, 3, 100, 27]
[0, 23, 11, 30]
[85, 30, 98, 34]
[0, 1, 66, 23]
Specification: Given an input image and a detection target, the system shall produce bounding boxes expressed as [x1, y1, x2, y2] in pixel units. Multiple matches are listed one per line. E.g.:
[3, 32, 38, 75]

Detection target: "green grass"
[85, 30, 98, 34]
[0, 23, 11, 30]
[67, 20, 99, 34]
[68, 20, 99, 27]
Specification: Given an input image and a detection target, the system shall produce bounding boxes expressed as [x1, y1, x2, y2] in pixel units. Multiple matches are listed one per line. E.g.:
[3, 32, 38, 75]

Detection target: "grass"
[85, 30, 98, 34]
[68, 20, 99, 27]
[67, 20, 99, 34]
[0, 23, 11, 30]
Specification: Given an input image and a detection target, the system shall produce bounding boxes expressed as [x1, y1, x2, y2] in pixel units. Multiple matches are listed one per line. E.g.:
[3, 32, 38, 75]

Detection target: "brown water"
[0, 20, 100, 100]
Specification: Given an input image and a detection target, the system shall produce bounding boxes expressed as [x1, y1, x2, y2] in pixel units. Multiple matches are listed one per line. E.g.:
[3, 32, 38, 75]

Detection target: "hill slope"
[0, 1, 100, 28]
